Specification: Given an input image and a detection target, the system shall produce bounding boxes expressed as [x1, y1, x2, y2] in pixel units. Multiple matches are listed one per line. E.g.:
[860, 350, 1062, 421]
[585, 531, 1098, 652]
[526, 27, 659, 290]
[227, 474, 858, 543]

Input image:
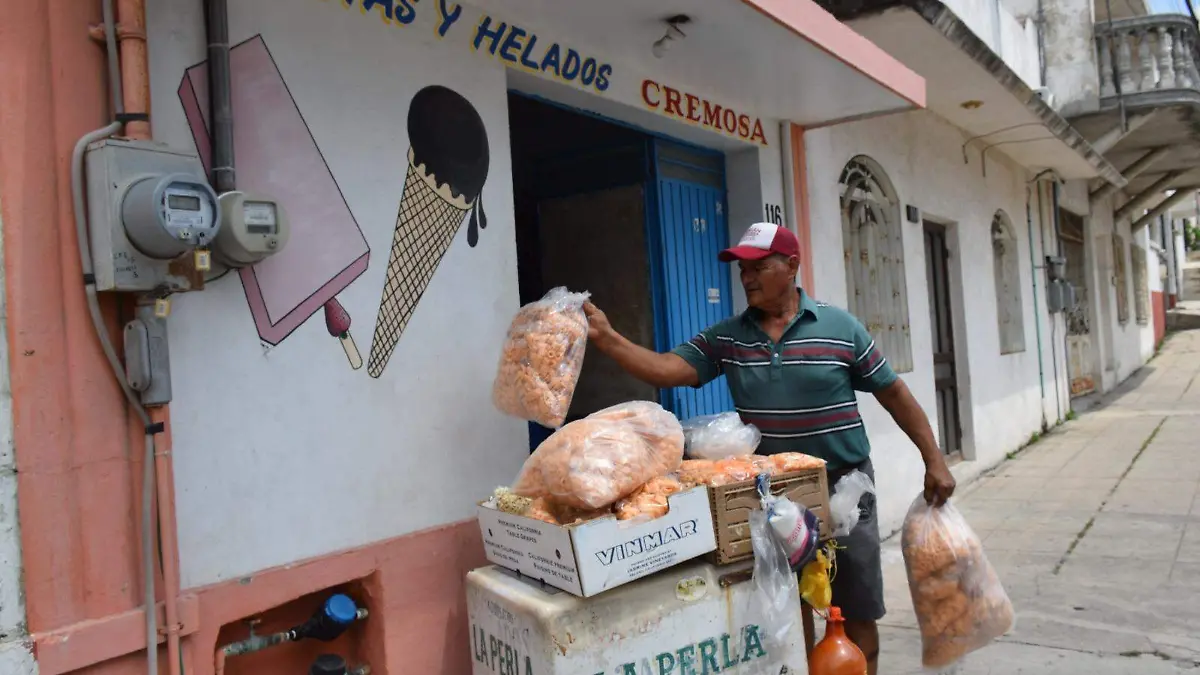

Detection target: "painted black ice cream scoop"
[407, 84, 490, 246]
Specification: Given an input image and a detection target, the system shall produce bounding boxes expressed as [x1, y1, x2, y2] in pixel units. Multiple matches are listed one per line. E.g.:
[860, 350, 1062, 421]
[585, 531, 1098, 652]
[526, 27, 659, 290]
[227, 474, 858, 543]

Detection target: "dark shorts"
[820, 458, 885, 622]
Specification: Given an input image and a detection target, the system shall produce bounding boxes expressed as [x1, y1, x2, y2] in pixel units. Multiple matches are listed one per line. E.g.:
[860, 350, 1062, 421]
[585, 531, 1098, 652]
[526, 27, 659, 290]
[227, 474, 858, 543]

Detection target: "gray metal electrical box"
[1047, 279, 1068, 313]
[1045, 255, 1067, 282]
[1064, 281, 1078, 311]
[86, 138, 220, 292]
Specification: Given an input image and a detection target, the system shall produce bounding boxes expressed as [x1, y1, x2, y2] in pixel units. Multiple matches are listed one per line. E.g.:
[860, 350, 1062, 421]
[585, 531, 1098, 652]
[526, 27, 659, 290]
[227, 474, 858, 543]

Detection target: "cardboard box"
[477, 487, 717, 597]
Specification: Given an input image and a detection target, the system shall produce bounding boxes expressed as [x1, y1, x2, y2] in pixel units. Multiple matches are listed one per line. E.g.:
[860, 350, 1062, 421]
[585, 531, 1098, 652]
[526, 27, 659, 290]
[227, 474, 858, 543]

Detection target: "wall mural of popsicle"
[178, 35, 370, 370]
[366, 84, 490, 379]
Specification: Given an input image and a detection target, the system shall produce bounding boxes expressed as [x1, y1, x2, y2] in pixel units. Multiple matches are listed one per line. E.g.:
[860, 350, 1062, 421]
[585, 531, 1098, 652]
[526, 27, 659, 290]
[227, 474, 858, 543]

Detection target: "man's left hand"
[924, 463, 956, 506]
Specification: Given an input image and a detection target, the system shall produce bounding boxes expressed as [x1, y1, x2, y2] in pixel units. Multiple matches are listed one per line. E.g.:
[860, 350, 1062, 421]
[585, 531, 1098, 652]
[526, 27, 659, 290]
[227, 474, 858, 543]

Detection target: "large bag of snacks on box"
[511, 401, 685, 511]
[901, 495, 1015, 670]
[492, 287, 590, 429]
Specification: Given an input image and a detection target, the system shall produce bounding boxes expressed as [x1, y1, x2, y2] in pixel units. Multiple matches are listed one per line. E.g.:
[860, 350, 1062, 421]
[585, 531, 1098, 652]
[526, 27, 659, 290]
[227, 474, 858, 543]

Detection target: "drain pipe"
[80, 3, 180, 675]
[205, 0, 235, 192]
[1025, 183, 1048, 428]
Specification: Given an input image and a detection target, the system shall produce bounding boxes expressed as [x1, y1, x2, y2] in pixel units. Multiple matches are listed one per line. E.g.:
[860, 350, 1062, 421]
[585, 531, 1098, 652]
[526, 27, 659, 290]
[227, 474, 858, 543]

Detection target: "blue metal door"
[651, 140, 735, 420]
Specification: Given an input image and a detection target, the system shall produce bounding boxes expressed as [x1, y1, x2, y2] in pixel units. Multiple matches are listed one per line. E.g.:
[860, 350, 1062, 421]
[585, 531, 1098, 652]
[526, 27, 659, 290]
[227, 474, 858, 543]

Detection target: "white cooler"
[466, 559, 809, 675]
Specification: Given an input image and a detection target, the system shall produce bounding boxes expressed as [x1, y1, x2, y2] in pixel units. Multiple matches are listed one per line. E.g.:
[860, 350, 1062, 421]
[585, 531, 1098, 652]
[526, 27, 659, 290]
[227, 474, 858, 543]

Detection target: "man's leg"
[826, 461, 885, 674]
[843, 620, 880, 675]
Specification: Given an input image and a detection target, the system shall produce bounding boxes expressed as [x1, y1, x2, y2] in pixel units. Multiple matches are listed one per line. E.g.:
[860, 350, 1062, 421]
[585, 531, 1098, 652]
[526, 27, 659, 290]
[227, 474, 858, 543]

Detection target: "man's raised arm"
[584, 303, 700, 389]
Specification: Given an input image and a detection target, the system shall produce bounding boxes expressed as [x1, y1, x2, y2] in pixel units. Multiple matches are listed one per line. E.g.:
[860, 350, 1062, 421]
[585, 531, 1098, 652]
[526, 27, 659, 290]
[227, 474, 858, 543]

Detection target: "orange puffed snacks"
[770, 452, 828, 472]
[492, 287, 590, 429]
[511, 402, 685, 511]
[901, 496, 1015, 670]
[676, 452, 826, 487]
[615, 476, 685, 521]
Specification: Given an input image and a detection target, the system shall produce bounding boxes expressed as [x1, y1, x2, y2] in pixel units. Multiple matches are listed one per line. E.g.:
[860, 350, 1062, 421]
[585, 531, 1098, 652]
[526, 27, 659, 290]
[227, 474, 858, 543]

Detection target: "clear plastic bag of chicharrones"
[492, 287, 591, 429]
[511, 401, 685, 511]
[901, 495, 1016, 671]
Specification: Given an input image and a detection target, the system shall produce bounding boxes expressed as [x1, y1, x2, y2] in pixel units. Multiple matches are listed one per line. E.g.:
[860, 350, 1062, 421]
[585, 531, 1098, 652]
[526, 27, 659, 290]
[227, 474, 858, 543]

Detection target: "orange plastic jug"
[810, 606, 868, 675]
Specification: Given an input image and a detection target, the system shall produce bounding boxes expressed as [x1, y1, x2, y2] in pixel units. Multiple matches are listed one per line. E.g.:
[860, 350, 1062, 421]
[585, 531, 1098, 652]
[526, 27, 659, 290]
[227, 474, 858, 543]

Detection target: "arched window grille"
[839, 156, 912, 372]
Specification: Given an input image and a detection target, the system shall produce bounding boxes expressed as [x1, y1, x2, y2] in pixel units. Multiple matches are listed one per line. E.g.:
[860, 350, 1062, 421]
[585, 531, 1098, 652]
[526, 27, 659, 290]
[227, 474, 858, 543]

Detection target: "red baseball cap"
[718, 222, 801, 262]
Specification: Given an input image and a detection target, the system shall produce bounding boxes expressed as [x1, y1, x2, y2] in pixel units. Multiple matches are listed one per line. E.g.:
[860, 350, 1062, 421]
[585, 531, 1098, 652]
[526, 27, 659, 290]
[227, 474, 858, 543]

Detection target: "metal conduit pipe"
[1036, 180, 1064, 423]
[1051, 180, 1067, 419]
[1025, 182, 1047, 428]
[205, 0, 236, 192]
[81, 2, 186, 673]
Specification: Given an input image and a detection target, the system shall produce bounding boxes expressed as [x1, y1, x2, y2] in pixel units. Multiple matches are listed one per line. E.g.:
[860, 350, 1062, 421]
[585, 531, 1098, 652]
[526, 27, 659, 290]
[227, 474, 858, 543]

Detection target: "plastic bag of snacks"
[901, 495, 1015, 670]
[588, 401, 686, 464]
[511, 402, 685, 511]
[681, 412, 762, 460]
[492, 287, 590, 428]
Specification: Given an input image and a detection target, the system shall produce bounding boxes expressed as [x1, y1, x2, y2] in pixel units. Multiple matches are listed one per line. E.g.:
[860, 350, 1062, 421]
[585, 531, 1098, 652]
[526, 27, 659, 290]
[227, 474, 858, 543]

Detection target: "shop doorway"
[1058, 210, 1095, 398]
[508, 93, 734, 448]
[923, 220, 963, 460]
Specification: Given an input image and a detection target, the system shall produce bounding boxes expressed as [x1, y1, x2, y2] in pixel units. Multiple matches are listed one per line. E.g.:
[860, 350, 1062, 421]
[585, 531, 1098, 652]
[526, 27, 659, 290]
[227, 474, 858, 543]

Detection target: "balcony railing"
[1096, 15, 1200, 100]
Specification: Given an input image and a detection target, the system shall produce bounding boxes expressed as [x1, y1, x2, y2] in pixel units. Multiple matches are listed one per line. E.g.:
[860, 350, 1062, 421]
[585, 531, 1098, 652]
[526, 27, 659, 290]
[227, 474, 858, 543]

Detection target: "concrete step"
[1167, 309, 1200, 331]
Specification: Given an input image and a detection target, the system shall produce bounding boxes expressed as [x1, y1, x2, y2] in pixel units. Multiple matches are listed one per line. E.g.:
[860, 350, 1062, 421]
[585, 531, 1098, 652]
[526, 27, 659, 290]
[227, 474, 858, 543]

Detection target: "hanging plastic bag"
[492, 287, 591, 428]
[680, 412, 762, 459]
[901, 495, 1016, 670]
[749, 474, 803, 649]
[759, 478, 821, 571]
[829, 470, 876, 538]
[799, 546, 834, 611]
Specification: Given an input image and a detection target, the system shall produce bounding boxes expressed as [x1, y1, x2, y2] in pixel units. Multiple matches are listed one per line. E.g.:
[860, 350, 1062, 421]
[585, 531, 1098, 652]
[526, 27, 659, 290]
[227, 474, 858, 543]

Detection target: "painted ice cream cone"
[367, 85, 489, 379]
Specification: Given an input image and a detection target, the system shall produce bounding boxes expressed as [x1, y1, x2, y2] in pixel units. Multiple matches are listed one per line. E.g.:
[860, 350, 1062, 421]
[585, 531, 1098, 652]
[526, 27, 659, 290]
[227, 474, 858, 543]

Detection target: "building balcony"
[1096, 14, 1200, 109]
[1064, 15, 1200, 206]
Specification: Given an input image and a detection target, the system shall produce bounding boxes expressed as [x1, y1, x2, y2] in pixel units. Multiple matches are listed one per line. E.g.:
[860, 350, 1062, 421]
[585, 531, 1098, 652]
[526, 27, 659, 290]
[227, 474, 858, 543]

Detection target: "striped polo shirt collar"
[740, 288, 820, 335]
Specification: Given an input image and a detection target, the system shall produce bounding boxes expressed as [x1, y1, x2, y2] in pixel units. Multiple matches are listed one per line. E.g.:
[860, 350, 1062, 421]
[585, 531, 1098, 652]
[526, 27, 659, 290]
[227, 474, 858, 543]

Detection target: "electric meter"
[85, 138, 221, 292]
[213, 191, 290, 267]
[121, 173, 221, 260]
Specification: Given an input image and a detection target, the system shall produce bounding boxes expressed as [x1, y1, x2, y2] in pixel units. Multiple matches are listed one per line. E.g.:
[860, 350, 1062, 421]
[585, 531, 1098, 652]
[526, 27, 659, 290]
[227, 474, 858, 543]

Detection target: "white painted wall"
[147, 0, 789, 586]
[946, 0, 1044, 89]
[0, 208, 36, 675]
[1040, 0, 1101, 114]
[804, 110, 1064, 536]
[1081, 196, 1155, 389]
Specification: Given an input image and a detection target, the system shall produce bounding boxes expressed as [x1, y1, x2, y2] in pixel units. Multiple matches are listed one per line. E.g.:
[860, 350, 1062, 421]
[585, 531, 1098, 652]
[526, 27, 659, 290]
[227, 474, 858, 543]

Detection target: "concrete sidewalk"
[876, 328, 1200, 673]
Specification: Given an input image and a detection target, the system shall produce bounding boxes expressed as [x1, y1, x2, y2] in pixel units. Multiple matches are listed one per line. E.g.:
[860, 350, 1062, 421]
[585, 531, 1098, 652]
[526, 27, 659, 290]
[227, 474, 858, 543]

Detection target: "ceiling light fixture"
[652, 15, 691, 59]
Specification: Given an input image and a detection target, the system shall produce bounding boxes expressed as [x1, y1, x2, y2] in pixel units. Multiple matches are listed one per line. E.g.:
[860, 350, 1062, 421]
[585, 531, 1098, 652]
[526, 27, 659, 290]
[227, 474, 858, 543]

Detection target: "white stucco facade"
[147, 0, 794, 587]
[131, 0, 1161, 591]
[804, 110, 1068, 535]
[946, 0, 1044, 89]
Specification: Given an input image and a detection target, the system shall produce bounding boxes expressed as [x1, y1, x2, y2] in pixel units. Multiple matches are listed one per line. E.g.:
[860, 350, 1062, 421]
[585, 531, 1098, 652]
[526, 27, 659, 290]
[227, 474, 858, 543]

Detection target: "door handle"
[693, 218, 707, 233]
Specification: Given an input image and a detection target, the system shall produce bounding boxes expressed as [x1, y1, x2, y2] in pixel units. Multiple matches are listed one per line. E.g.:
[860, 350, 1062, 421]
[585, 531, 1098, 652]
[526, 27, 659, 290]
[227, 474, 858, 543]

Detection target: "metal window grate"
[839, 156, 913, 373]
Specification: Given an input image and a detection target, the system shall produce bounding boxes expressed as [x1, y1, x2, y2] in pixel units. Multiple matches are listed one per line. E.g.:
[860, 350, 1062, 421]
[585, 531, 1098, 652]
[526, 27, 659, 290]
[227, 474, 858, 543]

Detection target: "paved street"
[876, 326, 1200, 673]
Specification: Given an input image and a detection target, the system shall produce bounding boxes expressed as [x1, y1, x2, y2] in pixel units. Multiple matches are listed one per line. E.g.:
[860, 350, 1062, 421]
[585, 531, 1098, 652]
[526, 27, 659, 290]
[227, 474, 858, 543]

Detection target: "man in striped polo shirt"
[584, 222, 956, 675]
